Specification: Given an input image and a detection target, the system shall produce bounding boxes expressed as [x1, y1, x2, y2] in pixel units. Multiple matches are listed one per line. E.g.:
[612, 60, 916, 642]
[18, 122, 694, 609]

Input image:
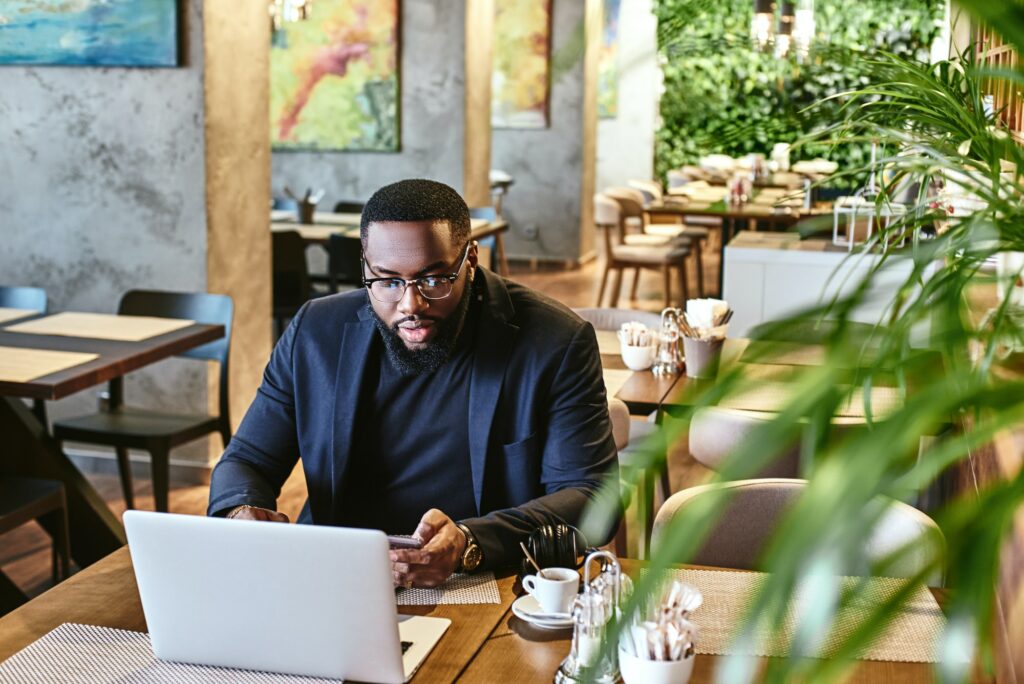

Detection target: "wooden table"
[601, 353, 680, 417]
[645, 198, 830, 295]
[270, 212, 512, 276]
[0, 551, 970, 683]
[0, 316, 224, 580]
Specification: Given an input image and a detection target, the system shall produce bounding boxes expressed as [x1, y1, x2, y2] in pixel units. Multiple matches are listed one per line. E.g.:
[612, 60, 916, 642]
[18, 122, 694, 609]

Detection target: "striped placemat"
[0, 308, 36, 325]
[0, 623, 339, 683]
[0, 346, 99, 383]
[656, 568, 949, 663]
[396, 571, 500, 605]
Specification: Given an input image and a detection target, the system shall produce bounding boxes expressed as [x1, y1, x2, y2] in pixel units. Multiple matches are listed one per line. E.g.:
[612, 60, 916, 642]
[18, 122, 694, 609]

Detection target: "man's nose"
[397, 282, 429, 316]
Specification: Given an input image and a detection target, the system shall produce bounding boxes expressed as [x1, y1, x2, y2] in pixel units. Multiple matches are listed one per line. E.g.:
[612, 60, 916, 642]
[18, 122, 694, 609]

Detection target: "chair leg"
[31, 400, 47, 430]
[662, 265, 671, 309]
[114, 447, 135, 510]
[150, 447, 171, 513]
[610, 268, 624, 308]
[679, 260, 690, 305]
[219, 426, 232, 450]
[40, 501, 71, 583]
[596, 262, 611, 307]
[694, 241, 706, 298]
[613, 518, 628, 558]
[630, 268, 641, 302]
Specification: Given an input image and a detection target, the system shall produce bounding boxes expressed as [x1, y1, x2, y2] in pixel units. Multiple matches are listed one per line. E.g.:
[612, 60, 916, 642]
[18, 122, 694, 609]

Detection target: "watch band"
[455, 522, 483, 573]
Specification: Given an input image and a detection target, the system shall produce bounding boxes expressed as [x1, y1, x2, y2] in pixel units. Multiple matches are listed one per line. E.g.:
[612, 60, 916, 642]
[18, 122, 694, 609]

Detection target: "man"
[208, 179, 618, 588]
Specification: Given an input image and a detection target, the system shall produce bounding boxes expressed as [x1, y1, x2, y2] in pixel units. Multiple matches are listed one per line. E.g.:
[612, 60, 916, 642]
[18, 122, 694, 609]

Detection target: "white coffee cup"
[522, 567, 579, 614]
[618, 648, 695, 684]
[620, 344, 657, 371]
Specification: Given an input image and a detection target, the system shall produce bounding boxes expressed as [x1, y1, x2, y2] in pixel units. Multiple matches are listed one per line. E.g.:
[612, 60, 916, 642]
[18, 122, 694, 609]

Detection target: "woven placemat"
[656, 568, 945, 663]
[396, 571, 500, 605]
[0, 623, 339, 684]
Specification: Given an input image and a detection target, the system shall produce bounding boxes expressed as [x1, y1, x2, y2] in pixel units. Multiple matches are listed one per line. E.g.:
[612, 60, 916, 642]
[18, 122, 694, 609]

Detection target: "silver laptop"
[124, 511, 450, 683]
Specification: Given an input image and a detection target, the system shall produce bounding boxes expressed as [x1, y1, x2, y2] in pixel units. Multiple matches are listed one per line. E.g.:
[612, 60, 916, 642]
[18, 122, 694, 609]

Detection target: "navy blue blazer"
[207, 268, 619, 568]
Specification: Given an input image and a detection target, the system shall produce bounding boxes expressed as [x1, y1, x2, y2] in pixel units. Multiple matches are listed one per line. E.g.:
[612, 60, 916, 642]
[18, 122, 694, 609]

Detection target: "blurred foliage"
[583, 12, 1024, 681]
[652, 0, 944, 186]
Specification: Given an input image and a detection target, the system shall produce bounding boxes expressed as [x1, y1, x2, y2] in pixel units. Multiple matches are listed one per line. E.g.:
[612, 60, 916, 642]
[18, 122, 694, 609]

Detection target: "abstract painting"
[0, 0, 179, 67]
[598, 0, 621, 119]
[491, 0, 552, 129]
[271, 1, 400, 152]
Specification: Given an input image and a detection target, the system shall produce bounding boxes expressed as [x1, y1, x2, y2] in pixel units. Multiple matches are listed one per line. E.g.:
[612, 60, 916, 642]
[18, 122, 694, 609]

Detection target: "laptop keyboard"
[401, 641, 413, 654]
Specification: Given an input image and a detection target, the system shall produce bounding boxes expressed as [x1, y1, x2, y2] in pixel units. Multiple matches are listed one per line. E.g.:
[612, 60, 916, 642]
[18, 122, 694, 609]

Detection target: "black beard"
[368, 281, 474, 375]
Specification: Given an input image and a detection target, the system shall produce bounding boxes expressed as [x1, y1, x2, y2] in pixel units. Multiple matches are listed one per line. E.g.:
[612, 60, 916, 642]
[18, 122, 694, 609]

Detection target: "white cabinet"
[722, 232, 935, 342]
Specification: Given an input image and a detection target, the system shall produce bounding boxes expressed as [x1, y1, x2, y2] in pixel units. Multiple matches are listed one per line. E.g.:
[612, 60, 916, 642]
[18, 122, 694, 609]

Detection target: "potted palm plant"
[583, 3, 1024, 681]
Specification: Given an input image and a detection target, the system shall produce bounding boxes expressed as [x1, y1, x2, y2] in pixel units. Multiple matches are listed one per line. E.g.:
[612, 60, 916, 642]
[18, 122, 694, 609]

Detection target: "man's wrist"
[455, 522, 483, 572]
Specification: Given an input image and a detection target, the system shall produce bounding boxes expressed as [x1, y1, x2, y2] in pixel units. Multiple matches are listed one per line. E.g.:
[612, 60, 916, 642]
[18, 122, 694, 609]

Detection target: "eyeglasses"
[363, 242, 471, 304]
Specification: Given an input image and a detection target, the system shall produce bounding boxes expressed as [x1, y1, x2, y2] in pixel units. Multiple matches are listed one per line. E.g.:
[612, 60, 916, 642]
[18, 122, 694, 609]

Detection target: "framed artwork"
[491, 0, 553, 129]
[271, 1, 401, 152]
[598, 0, 621, 119]
[0, 0, 179, 67]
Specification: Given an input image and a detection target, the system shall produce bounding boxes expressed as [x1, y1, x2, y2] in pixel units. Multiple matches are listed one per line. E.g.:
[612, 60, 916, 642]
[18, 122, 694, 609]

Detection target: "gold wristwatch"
[455, 523, 483, 572]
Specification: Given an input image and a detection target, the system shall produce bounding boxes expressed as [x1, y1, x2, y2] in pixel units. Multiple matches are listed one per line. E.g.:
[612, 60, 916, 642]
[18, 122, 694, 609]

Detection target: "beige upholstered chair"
[606, 185, 709, 297]
[575, 307, 669, 559]
[594, 194, 691, 308]
[689, 407, 869, 479]
[651, 479, 944, 586]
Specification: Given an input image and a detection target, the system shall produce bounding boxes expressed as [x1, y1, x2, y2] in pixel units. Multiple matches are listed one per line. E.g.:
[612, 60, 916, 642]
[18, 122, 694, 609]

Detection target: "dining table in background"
[645, 188, 831, 295]
[0, 548, 979, 683]
[270, 210, 512, 276]
[0, 312, 224, 587]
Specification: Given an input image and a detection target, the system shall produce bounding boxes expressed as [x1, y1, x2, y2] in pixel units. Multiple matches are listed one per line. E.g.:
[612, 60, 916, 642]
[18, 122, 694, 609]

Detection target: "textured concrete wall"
[492, 0, 589, 262]
[0, 0, 209, 463]
[272, 0, 467, 207]
[596, 0, 659, 193]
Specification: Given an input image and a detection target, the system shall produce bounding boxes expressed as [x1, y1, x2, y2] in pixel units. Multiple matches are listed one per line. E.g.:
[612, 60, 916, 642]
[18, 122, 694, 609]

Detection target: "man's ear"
[467, 240, 479, 275]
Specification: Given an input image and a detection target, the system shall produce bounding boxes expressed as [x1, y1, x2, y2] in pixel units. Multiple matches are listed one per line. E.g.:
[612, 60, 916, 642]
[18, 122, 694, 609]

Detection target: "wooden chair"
[652, 479, 944, 586]
[0, 478, 71, 598]
[272, 230, 313, 336]
[53, 291, 234, 513]
[607, 185, 710, 297]
[594, 194, 691, 308]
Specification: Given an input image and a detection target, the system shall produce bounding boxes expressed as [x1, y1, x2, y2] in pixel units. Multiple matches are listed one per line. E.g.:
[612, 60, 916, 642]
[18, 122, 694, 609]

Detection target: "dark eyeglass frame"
[362, 241, 472, 303]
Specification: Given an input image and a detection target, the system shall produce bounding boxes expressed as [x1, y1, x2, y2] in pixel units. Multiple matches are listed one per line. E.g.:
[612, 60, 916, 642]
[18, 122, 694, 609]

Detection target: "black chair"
[0, 478, 71, 602]
[326, 234, 363, 293]
[52, 290, 234, 512]
[333, 200, 365, 214]
[273, 230, 314, 336]
[0, 285, 47, 312]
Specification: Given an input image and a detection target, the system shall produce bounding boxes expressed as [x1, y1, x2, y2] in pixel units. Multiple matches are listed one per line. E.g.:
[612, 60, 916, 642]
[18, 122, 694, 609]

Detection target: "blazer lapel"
[327, 313, 376, 522]
[467, 270, 518, 514]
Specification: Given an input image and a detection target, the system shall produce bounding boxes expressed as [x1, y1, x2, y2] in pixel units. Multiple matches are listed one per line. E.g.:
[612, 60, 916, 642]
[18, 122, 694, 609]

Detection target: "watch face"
[463, 545, 483, 571]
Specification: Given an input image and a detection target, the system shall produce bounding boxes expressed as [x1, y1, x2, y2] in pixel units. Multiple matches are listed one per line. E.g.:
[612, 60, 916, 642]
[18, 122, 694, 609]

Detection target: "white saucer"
[511, 595, 574, 629]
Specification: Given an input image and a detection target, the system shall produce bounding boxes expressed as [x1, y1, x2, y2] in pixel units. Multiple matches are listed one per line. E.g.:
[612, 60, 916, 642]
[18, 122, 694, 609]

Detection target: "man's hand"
[225, 505, 289, 523]
[391, 509, 467, 589]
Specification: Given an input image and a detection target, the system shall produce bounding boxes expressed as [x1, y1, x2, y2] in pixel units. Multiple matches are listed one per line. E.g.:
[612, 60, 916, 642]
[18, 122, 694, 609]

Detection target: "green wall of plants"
[653, 0, 944, 184]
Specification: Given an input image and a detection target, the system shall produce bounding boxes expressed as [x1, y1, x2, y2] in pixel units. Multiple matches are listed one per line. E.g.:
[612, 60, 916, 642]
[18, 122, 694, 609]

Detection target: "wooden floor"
[1, 244, 718, 605]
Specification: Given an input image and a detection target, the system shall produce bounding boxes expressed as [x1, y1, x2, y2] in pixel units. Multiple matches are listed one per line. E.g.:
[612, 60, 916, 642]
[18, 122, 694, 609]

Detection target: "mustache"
[392, 315, 442, 328]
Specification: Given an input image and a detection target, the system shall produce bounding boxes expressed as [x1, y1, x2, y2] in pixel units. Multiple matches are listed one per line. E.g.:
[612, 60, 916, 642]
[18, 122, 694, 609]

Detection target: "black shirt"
[339, 317, 478, 534]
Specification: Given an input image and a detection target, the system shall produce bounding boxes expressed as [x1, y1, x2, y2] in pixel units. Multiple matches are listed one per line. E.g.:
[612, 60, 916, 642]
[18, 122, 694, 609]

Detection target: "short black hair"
[360, 179, 471, 247]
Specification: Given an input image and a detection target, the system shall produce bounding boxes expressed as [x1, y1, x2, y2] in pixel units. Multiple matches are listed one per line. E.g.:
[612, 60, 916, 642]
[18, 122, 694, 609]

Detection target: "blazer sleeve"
[206, 304, 307, 517]
[458, 322, 621, 569]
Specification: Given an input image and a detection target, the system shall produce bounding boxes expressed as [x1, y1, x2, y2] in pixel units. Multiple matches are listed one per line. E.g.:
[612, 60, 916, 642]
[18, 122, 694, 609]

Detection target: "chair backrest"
[118, 290, 234, 420]
[328, 234, 364, 288]
[689, 407, 865, 479]
[272, 197, 298, 211]
[593, 194, 621, 227]
[607, 397, 630, 451]
[0, 285, 47, 312]
[333, 200, 365, 214]
[628, 179, 663, 203]
[272, 230, 313, 313]
[469, 206, 498, 221]
[651, 478, 944, 585]
[573, 307, 662, 332]
[605, 186, 647, 214]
